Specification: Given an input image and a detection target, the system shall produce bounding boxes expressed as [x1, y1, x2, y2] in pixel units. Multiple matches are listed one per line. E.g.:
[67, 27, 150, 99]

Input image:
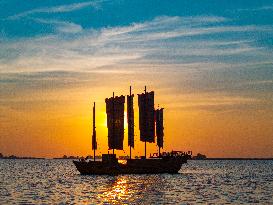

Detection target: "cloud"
[7, 1, 103, 20]
[33, 18, 83, 34]
[260, 6, 273, 10]
[237, 5, 273, 12]
[1, 15, 272, 74]
[0, 14, 272, 111]
[97, 16, 232, 42]
[167, 95, 261, 112]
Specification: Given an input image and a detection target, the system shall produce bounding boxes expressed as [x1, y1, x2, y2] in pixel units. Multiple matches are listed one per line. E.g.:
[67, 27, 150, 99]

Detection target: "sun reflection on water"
[98, 177, 132, 204]
[1, 160, 272, 204]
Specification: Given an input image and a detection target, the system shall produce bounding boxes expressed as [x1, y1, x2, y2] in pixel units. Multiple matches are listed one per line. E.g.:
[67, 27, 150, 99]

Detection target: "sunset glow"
[0, 0, 272, 159]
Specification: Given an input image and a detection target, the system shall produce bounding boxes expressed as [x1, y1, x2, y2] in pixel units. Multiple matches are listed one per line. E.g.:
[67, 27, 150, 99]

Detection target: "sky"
[0, 0, 272, 158]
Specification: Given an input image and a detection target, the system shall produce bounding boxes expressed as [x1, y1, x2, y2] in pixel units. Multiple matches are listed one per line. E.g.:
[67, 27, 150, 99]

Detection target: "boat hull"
[73, 156, 188, 175]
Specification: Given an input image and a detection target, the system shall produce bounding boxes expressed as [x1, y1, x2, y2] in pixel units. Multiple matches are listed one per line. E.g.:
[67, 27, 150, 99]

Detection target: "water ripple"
[0, 159, 272, 204]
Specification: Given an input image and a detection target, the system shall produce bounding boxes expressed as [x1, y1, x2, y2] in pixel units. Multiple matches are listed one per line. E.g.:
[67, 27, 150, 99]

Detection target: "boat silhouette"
[73, 86, 191, 175]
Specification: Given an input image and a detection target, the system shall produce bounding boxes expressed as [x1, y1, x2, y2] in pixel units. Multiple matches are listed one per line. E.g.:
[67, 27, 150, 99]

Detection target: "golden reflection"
[98, 177, 131, 204]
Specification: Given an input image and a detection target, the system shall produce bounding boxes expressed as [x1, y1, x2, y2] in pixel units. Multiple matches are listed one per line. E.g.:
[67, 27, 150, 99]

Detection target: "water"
[0, 160, 272, 204]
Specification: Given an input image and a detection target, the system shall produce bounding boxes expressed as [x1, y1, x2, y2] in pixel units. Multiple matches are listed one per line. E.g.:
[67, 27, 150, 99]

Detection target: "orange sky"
[1, 2, 273, 158]
[1, 75, 272, 158]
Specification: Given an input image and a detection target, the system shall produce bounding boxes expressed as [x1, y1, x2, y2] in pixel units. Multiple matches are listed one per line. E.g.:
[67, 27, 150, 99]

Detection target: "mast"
[130, 86, 132, 159]
[157, 104, 160, 156]
[112, 92, 115, 155]
[127, 86, 134, 159]
[92, 102, 97, 161]
[144, 86, 147, 159]
[155, 104, 160, 157]
[156, 106, 164, 156]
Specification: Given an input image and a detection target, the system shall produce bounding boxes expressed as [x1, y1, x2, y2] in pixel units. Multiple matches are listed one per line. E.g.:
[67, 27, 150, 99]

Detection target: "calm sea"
[0, 159, 272, 204]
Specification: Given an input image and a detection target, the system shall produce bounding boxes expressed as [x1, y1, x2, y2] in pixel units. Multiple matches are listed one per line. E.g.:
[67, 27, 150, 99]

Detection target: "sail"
[155, 108, 164, 148]
[92, 130, 97, 150]
[105, 95, 125, 150]
[92, 103, 97, 150]
[127, 94, 134, 147]
[138, 91, 155, 142]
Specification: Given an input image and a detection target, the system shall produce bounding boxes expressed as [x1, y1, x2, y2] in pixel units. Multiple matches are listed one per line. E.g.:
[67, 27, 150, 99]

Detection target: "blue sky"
[0, 0, 273, 157]
[1, 0, 273, 73]
[1, 0, 272, 98]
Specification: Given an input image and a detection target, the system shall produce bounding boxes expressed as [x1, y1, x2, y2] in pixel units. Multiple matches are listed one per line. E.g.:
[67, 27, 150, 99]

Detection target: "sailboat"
[73, 86, 191, 175]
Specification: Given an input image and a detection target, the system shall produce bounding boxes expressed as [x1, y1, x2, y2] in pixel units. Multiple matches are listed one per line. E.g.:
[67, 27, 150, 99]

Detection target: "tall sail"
[92, 102, 97, 150]
[127, 94, 134, 148]
[155, 108, 164, 149]
[105, 95, 125, 150]
[138, 91, 155, 143]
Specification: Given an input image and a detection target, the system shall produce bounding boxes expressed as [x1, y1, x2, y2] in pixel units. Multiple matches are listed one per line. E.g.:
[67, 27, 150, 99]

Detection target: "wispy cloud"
[33, 18, 83, 34]
[1, 1, 272, 159]
[166, 94, 261, 111]
[1, 15, 272, 74]
[237, 5, 273, 12]
[7, 1, 103, 20]
[0, 14, 272, 112]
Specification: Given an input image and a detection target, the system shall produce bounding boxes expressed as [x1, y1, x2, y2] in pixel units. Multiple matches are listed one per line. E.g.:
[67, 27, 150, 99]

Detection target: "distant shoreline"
[0, 157, 45, 159]
[0, 157, 272, 160]
[191, 158, 273, 160]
